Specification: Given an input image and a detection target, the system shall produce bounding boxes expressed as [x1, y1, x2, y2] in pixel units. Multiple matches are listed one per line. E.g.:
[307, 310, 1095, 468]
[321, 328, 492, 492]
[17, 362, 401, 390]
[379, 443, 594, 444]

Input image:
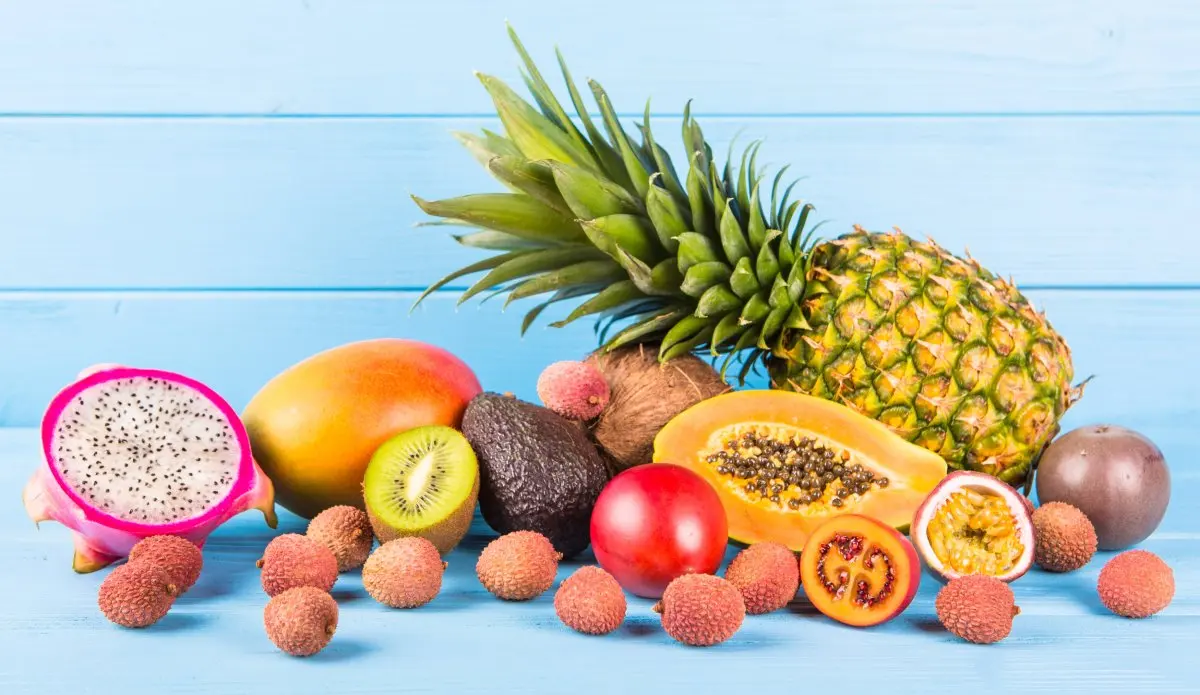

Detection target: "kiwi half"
[362, 425, 480, 555]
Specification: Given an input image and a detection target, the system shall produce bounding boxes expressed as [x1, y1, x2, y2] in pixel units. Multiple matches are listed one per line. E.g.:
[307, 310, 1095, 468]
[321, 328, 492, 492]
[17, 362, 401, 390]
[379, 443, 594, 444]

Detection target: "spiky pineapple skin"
[767, 228, 1077, 485]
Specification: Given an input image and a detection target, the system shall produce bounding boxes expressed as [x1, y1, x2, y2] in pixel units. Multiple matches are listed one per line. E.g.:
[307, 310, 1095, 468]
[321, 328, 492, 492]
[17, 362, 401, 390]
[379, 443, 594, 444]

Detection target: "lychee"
[554, 565, 627, 635]
[476, 530, 561, 601]
[264, 586, 339, 657]
[256, 533, 338, 597]
[1098, 549, 1174, 618]
[936, 574, 1020, 644]
[723, 542, 799, 614]
[536, 360, 610, 421]
[363, 537, 447, 609]
[652, 573, 745, 647]
[128, 535, 204, 593]
[307, 505, 374, 572]
[97, 562, 179, 628]
[1032, 501, 1097, 573]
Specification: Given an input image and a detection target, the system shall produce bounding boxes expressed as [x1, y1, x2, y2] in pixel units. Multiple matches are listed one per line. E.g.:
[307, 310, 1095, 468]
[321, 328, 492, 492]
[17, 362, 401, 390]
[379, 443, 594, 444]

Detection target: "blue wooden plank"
[1, 426, 1196, 694]
[2, 116, 1198, 290]
[0, 288, 1196, 470]
[0, 1, 1198, 115]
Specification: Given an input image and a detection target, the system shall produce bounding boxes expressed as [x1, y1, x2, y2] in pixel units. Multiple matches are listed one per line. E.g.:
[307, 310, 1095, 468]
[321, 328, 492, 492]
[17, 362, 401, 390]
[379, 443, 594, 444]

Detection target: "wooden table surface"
[2, 428, 1195, 694]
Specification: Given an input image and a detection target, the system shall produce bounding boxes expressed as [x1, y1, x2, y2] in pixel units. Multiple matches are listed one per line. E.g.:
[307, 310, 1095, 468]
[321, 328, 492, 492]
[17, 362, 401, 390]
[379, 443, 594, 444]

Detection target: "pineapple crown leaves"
[411, 23, 823, 379]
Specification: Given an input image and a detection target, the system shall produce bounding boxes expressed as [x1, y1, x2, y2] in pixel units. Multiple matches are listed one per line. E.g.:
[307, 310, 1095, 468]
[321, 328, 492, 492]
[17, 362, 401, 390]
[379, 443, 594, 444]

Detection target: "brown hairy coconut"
[584, 344, 731, 471]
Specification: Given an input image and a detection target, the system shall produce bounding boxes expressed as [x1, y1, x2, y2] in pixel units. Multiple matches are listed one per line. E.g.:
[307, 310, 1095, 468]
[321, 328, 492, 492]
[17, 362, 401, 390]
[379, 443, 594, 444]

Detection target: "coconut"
[584, 344, 731, 471]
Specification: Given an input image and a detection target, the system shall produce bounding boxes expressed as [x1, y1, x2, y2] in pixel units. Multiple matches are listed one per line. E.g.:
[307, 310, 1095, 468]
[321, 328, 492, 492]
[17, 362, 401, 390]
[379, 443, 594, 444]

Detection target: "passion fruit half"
[910, 471, 1035, 583]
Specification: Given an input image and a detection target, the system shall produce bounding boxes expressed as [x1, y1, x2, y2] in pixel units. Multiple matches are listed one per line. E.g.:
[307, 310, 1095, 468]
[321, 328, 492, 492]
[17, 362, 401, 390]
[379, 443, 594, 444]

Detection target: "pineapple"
[411, 26, 1086, 487]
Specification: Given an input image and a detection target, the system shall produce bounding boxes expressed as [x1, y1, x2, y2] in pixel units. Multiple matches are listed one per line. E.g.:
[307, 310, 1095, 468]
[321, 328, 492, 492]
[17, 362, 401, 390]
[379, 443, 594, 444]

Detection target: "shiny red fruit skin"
[589, 463, 728, 599]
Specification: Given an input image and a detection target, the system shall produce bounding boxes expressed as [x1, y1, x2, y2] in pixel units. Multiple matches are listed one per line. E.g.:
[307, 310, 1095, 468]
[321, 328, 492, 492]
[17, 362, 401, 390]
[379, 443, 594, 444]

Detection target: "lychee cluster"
[97, 535, 203, 629]
[254, 506, 380, 658]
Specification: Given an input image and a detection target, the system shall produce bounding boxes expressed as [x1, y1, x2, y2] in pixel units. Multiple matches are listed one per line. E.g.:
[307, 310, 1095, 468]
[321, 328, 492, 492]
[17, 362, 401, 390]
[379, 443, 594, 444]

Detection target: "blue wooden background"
[1, 2, 1197, 693]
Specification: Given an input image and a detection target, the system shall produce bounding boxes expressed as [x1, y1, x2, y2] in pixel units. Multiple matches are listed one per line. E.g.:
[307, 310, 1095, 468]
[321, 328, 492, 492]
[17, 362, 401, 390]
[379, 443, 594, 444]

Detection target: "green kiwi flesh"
[362, 425, 480, 555]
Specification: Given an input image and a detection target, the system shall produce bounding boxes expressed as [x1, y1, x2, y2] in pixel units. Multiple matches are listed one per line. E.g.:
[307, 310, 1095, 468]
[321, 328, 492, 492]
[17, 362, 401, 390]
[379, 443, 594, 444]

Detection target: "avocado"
[460, 392, 611, 558]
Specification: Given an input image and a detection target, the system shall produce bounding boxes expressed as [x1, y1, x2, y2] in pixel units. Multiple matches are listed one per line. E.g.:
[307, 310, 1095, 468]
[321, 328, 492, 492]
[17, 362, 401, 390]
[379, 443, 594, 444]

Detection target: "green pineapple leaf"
[740, 292, 772, 323]
[412, 193, 585, 244]
[637, 103, 688, 206]
[643, 180, 686, 254]
[747, 183, 767, 250]
[504, 260, 627, 305]
[680, 261, 732, 297]
[758, 306, 790, 349]
[768, 275, 791, 308]
[662, 321, 716, 361]
[519, 284, 604, 335]
[554, 47, 631, 189]
[685, 154, 715, 238]
[581, 214, 664, 265]
[506, 24, 592, 153]
[550, 279, 643, 328]
[451, 229, 549, 251]
[476, 72, 596, 170]
[604, 308, 689, 351]
[710, 311, 747, 353]
[547, 160, 644, 219]
[718, 200, 752, 265]
[459, 247, 609, 305]
[486, 156, 572, 215]
[590, 82, 652, 198]
[452, 129, 522, 166]
[410, 251, 524, 311]
[675, 232, 721, 271]
[755, 241, 781, 288]
[696, 284, 741, 318]
[729, 256, 760, 298]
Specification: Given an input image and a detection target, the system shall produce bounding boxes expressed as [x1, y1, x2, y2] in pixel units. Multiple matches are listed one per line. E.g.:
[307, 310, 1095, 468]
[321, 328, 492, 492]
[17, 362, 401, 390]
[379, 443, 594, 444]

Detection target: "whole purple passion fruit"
[1034, 425, 1170, 550]
[910, 471, 1035, 584]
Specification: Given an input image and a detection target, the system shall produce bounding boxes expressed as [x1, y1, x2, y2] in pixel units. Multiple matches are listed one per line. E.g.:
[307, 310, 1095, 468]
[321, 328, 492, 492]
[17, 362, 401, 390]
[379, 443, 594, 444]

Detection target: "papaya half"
[652, 389, 948, 551]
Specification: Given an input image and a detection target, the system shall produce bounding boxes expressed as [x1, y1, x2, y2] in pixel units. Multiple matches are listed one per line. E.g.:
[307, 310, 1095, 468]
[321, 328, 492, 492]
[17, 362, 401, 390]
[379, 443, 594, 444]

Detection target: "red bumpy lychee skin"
[263, 586, 339, 657]
[536, 360, 610, 421]
[362, 537, 448, 609]
[723, 542, 799, 615]
[476, 530, 562, 601]
[1097, 549, 1174, 618]
[257, 533, 339, 596]
[652, 573, 745, 647]
[128, 535, 204, 593]
[1031, 501, 1097, 573]
[935, 574, 1020, 644]
[306, 505, 374, 572]
[97, 562, 179, 628]
[554, 565, 627, 635]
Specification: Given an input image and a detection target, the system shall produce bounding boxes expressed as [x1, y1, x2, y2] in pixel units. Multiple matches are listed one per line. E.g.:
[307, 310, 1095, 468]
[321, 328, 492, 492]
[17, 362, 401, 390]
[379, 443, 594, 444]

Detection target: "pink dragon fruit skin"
[22, 364, 278, 573]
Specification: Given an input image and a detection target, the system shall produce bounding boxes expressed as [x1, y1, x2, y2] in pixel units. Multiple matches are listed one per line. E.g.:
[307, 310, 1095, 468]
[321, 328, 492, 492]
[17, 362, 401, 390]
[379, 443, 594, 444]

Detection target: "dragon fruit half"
[22, 364, 277, 573]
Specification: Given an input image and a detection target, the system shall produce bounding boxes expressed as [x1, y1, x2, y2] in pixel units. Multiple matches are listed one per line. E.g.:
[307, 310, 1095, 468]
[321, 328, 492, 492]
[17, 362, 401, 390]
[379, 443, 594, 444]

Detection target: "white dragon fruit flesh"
[23, 364, 277, 573]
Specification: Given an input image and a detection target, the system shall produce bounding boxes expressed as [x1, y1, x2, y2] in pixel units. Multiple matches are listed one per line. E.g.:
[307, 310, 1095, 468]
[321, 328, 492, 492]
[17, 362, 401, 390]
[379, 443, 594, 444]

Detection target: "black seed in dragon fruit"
[23, 364, 277, 572]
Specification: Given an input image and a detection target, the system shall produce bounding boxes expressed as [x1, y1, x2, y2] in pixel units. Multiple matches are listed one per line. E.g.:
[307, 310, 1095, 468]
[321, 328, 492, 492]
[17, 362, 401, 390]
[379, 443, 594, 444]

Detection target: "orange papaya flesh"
[652, 390, 949, 551]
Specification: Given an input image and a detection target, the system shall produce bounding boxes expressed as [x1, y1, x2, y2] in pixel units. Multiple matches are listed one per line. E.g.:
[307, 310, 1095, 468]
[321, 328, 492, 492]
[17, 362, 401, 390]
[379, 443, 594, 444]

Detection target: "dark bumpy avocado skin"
[461, 392, 611, 558]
